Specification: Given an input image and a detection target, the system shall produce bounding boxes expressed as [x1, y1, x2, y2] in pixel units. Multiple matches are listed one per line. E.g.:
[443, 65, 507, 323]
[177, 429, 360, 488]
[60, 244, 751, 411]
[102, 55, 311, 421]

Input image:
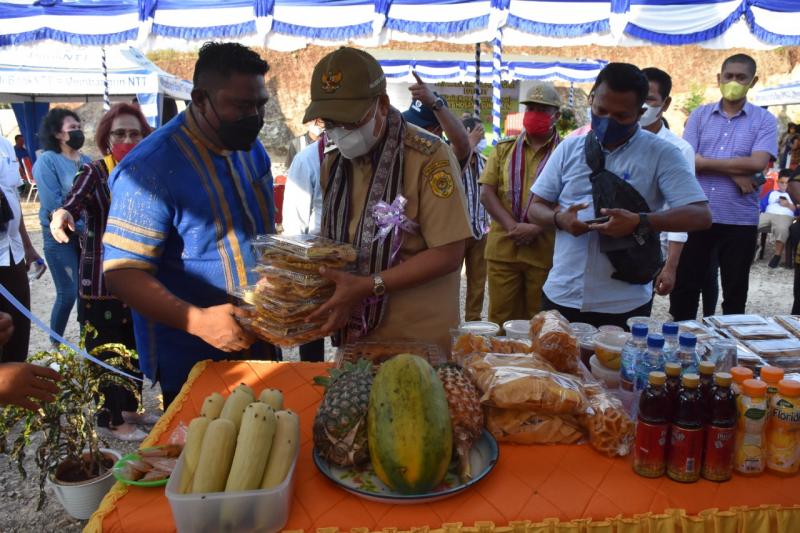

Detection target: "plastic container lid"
[458, 321, 500, 336]
[647, 333, 665, 348]
[714, 372, 733, 386]
[778, 379, 800, 397]
[662, 322, 679, 335]
[502, 320, 530, 338]
[594, 330, 629, 351]
[598, 324, 624, 333]
[699, 361, 716, 375]
[679, 332, 697, 347]
[665, 362, 681, 377]
[682, 373, 700, 387]
[649, 371, 667, 385]
[731, 366, 754, 384]
[631, 323, 648, 338]
[742, 378, 767, 397]
[760, 366, 785, 384]
[570, 322, 597, 335]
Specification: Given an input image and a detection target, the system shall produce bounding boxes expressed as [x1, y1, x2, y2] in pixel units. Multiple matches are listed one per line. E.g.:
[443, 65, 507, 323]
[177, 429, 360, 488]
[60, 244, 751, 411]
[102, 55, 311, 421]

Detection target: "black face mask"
[65, 130, 85, 150]
[205, 92, 264, 151]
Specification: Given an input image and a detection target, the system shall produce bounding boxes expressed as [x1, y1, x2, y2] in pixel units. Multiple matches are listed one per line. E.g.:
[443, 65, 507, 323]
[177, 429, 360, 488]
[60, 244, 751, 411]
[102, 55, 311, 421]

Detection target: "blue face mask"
[591, 113, 638, 147]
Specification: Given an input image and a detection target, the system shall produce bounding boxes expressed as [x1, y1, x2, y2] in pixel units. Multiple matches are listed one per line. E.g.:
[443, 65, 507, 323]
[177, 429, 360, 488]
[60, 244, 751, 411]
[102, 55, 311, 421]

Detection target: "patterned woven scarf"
[321, 106, 405, 344]
[507, 131, 560, 222]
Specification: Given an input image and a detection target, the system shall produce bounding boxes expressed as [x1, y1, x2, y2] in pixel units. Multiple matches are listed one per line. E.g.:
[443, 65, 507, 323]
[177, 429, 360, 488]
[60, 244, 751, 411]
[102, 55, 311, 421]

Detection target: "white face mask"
[308, 124, 324, 137]
[327, 103, 381, 160]
[639, 104, 662, 127]
[476, 139, 487, 153]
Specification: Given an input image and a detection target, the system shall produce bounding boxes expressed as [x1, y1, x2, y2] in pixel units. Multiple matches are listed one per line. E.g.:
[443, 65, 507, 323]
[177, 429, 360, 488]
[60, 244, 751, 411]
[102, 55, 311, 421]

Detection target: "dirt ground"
[1, 201, 794, 532]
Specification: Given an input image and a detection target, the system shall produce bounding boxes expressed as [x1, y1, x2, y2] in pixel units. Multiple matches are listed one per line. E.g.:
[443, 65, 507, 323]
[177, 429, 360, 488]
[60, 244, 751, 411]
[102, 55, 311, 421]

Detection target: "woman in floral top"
[50, 103, 154, 441]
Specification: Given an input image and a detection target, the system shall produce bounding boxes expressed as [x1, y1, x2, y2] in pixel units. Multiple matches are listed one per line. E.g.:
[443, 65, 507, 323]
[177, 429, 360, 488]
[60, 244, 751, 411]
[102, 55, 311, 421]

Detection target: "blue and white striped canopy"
[0, 1, 797, 50]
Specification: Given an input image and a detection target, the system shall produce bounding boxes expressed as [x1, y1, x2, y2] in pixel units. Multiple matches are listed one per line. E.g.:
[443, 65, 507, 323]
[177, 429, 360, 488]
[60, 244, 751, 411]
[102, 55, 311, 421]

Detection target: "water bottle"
[635, 334, 666, 392]
[28, 258, 45, 281]
[662, 322, 679, 363]
[621, 323, 648, 392]
[676, 332, 700, 375]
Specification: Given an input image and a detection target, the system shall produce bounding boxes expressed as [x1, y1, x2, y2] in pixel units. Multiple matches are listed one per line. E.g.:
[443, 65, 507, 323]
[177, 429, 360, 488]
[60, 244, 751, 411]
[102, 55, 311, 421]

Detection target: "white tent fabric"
[0, 44, 192, 126]
[0, 1, 798, 51]
[751, 80, 800, 107]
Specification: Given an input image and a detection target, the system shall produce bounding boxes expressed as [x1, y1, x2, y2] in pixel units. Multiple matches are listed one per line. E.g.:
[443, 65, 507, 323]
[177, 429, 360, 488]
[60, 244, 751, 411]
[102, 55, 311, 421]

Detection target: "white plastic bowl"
[589, 354, 620, 388]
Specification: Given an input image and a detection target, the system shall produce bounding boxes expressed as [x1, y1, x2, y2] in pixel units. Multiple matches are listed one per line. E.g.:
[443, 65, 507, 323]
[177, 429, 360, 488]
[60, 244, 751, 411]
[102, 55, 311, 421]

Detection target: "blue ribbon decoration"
[0, 284, 143, 382]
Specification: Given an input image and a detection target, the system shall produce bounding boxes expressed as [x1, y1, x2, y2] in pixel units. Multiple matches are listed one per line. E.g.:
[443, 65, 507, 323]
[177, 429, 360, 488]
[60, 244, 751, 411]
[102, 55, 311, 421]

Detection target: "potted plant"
[0, 325, 140, 519]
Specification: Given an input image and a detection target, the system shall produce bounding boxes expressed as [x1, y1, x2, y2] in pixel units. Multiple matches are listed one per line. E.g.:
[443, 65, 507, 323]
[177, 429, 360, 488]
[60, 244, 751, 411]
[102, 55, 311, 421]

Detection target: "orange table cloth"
[86, 361, 800, 533]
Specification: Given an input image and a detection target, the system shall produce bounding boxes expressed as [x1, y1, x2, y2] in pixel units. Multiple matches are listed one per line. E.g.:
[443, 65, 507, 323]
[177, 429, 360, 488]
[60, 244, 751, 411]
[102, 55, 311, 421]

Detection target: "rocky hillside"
[149, 43, 800, 154]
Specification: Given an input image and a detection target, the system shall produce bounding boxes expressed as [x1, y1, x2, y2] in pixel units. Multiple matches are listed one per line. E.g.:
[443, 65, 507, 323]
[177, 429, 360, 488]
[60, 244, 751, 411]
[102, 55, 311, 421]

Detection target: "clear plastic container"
[589, 354, 620, 388]
[253, 263, 333, 287]
[456, 321, 500, 337]
[252, 234, 357, 262]
[335, 340, 444, 367]
[593, 330, 629, 372]
[502, 320, 530, 340]
[166, 446, 298, 533]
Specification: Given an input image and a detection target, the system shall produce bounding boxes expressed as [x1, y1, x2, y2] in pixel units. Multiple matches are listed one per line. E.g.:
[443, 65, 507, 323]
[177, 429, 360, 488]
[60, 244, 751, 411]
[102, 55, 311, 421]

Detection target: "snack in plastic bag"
[485, 407, 584, 444]
[530, 310, 581, 374]
[578, 372, 634, 457]
[465, 353, 590, 415]
[450, 332, 531, 363]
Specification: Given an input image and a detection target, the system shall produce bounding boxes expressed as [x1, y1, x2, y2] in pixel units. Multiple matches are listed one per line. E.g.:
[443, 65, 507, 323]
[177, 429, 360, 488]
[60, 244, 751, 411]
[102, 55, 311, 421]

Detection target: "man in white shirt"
[759, 169, 797, 268]
[640, 67, 696, 295]
[0, 136, 45, 362]
[282, 128, 328, 236]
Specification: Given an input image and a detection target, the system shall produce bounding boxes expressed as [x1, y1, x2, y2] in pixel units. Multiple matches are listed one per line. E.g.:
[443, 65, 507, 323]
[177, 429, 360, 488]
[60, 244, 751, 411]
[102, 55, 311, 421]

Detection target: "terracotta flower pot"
[48, 448, 121, 520]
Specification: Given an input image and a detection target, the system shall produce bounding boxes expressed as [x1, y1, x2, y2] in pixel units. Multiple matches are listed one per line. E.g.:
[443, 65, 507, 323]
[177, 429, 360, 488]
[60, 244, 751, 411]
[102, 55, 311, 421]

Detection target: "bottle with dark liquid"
[634, 371, 670, 478]
[698, 361, 716, 424]
[667, 373, 704, 483]
[664, 362, 682, 422]
[701, 372, 737, 482]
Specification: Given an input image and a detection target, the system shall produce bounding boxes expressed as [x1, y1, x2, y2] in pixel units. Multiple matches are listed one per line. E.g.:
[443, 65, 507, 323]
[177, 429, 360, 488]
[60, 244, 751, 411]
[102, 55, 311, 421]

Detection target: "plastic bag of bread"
[486, 407, 585, 444]
[451, 333, 530, 361]
[530, 310, 580, 374]
[578, 371, 635, 457]
[465, 353, 591, 415]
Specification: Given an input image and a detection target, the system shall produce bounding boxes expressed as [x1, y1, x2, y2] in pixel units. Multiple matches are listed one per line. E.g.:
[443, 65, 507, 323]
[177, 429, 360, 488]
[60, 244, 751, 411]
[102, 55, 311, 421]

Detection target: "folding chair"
[22, 161, 37, 202]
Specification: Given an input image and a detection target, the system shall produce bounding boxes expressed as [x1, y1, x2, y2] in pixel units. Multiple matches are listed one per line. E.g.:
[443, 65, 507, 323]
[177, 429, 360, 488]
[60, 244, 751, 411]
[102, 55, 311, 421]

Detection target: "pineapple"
[437, 363, 484, 482]
[312, 359, 373, 467]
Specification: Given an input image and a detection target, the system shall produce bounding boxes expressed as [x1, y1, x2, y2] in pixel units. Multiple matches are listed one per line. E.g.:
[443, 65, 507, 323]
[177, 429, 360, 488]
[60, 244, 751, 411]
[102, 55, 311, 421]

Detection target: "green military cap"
[303, 47, 387, 124]
[520, 82, 561, 109]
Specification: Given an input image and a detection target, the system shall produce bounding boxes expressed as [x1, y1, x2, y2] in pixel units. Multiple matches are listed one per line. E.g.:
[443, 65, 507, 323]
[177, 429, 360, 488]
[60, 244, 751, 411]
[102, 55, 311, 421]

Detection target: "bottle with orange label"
[730, 366, 753, 396]
[734, 379, 769, 475]
[760, 366, 785, 408]
[634, 371, 670, 478]
[765, 379, 800, 476]
[702, 372, 737, 482]
[667, 373, 704, 483]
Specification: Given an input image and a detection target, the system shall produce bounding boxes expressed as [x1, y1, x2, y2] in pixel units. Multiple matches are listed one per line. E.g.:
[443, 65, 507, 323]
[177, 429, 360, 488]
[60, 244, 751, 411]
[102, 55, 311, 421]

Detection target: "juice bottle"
[734, 379, 769, 475]
[667, 373, 704, 483]
[634, 371, 670, 478]
[760, 366, 785, 408]
[701, 372, 737, 482]
[665, 362, 682, 422]
[765, 379, 800, 475]
[698, 361, 716, 424]
[730, 366, 754, 396]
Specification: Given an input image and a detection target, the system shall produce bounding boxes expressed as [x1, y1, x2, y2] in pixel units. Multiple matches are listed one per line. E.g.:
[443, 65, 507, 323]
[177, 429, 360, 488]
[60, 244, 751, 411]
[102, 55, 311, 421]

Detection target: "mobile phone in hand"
[585, 216, 610, 225]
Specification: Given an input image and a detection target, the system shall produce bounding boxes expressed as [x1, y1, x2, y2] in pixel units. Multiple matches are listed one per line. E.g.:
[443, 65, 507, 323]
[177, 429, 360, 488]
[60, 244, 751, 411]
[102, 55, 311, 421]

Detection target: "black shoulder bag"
[584, 132, 663, 285]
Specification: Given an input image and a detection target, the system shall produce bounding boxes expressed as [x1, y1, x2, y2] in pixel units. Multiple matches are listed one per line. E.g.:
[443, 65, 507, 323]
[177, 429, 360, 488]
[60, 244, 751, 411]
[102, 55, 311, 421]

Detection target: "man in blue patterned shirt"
[103, 43, 277, 406]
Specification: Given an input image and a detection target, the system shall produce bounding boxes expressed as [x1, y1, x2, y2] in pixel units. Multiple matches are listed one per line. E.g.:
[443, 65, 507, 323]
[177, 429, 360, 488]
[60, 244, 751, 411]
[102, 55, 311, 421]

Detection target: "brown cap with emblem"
[520, 81, 562, 109]
[303, 47, 387, 123]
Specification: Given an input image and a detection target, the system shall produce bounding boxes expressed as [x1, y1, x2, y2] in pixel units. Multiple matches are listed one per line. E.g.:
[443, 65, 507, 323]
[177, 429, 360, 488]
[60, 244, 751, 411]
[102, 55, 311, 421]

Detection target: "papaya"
[367, 354, 453, 494]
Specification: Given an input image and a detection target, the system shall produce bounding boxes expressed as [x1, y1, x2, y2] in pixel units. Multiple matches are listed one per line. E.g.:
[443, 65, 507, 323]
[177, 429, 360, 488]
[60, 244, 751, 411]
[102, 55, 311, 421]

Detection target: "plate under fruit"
[312, 429, 499, 504]
[112, 448, 171, 487]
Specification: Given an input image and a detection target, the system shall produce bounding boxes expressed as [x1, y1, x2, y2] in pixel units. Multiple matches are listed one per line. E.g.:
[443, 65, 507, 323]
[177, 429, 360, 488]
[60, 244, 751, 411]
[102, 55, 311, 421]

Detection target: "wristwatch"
[431, 96, 446, 111]
[372, 274, 386, 297]
[634, 213, 651, 245]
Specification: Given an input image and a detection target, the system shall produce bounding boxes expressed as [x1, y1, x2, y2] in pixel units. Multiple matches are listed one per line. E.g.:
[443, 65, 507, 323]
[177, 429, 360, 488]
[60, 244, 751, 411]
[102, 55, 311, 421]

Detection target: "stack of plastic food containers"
[235, 234, 358, 347]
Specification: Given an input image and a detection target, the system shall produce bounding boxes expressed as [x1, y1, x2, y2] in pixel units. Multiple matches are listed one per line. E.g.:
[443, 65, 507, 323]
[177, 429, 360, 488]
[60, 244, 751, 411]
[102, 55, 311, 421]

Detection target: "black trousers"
[80, 298, 142, 428]
[298, 338, 325, 362]
[541, 293, 653, 330]
[793, 264, 800, 315]
[670, 223, 758, 321]
[0, 259, 30, 363]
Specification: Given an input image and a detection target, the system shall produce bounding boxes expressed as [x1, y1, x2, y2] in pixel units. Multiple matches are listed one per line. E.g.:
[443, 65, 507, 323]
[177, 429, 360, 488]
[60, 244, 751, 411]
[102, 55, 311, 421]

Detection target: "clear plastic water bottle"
[620, 323, 648, 392]
[676, 332, 700, 375]
[635, 334, 666, 392]
[662, 322, 679, 363]
[28, 258, 45, 281]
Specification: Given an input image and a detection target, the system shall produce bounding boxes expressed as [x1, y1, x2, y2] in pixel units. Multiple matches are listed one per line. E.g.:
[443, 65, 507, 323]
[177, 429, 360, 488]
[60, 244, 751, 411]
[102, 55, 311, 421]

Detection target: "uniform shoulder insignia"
[405, 125, 441, 156]
[496, 136, 517, 144]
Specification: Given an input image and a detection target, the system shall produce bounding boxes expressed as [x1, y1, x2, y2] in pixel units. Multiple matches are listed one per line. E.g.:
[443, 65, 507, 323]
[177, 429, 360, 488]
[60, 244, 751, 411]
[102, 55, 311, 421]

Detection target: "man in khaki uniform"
[304, 47, 473, 354]
[479, 82, 561, 327]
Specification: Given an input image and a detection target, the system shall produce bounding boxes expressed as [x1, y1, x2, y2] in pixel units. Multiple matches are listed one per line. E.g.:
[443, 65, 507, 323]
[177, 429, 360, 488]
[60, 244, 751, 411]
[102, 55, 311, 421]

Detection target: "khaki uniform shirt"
[321, 124, 473, 354]
[478, 134, 556, 269]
